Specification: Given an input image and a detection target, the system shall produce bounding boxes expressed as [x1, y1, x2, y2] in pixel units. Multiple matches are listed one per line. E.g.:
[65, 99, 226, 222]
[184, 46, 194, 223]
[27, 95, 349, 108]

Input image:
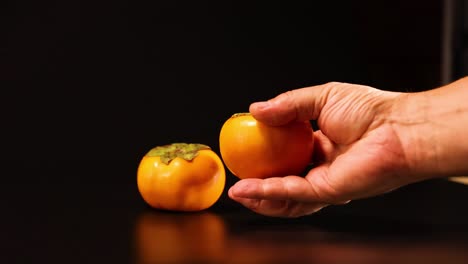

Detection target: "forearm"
[393, 77, 468, 180]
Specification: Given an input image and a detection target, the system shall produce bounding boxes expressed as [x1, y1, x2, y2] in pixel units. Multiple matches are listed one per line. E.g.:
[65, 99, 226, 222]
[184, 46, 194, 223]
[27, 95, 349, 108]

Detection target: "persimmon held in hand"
[137, 143, 226, 212]
[219, 113, 314, 179]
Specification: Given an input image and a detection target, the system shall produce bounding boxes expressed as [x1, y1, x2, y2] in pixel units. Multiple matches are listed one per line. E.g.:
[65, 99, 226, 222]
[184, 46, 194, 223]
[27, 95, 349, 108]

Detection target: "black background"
[1, 1, 442, 181]
[0, 0, 452, 213]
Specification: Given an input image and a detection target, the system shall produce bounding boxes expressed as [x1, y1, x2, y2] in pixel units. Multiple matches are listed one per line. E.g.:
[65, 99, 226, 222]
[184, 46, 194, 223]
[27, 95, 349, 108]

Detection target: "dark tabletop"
[2, 160, 468, 264]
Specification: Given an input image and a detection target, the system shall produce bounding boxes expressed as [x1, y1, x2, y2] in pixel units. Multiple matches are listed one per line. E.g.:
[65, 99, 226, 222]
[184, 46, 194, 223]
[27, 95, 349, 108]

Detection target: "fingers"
[229, 195, 327, 218]
[228, 176, 330, 217]
[249, 82, 338, 126]
[229, 176, 320, 202]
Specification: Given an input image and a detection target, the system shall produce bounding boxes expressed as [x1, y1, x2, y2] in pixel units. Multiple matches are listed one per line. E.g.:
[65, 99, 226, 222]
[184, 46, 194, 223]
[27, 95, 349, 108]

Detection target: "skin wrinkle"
[238, 176, 329, 217]
[386, 126, 418, 183]
[362, 142, 401, 191]
[314, 85, 408, 202]
[311, 166, 342, 203]
[312, 90, 412, 201]
[306, 165, 338, 202]
[339, 89, 379, 141]
[404, 91, 468, 176]
[269, 90, 298, 125]
[285, 202, 300, 218]
[317, 85, 374, 144]
[249, 199, 262, 211]
[262, 178, 274, 199]
[290, 176, 321, 203]
[285, 202, 310, 218]
[350, 91, 380, 121]
[287, 90, 302, 122]
[289, 89, 313, 122]
[328, 142, 378, 196]
[312, 130, 335, 164]
[286, 201, 302, 218]
[260, 199, 326, 218]
[337, 125, 408, 198]
[291, 86, 321, 122]
[384, 93, 422, 177]
[283, 200, 301, 218]
[388, 92, 437, 179]
[259, 199, 285, 216]
[313, 83, 334, 120]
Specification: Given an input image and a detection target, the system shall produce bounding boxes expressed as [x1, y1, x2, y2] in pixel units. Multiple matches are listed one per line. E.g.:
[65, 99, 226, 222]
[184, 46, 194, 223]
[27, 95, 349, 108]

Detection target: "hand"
[228, 82, 413, 217]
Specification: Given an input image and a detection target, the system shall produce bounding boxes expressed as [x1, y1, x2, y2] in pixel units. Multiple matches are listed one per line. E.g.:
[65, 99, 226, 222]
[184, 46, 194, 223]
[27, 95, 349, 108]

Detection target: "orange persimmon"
[137, 143, 226, 211]
[219, 113, 314, 179]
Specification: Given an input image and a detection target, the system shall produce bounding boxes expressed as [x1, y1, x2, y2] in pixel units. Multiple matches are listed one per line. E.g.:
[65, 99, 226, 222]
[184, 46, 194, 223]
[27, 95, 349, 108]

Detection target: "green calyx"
[231, 112, 251, 118]
[146, 143, 211, 165]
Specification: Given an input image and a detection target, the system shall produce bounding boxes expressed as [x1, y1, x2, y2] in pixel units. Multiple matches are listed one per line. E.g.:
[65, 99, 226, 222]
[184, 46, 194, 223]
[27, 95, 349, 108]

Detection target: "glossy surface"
[2, 160, 468, 264]
[137, 148, 225, 211]
[219, 113, 314, 179]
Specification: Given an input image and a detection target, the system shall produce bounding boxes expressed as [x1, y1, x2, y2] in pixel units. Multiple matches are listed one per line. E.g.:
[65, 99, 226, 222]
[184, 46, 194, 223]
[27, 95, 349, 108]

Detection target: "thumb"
[249, 83, 335, 126]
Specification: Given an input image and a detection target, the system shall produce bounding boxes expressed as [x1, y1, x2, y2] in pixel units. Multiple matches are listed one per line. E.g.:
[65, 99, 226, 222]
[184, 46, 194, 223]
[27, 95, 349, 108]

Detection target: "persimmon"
[219, 113, 314, 179]
[137, 143, 226, 211]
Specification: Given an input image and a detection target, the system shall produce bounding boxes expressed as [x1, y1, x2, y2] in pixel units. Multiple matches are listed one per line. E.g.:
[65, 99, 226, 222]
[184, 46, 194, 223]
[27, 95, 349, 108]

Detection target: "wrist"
[391, 79, 468, 180]
[390, 92, 439, 180]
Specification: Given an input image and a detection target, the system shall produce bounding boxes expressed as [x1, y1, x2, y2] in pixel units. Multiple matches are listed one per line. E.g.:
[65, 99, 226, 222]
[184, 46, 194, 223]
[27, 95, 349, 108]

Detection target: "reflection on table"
[132, 209, 468, 264]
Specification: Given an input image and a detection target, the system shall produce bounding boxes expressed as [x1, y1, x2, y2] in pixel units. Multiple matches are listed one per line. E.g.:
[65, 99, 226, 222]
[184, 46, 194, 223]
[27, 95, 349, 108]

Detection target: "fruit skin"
[219, 113, 314, 179]
[137, 143, 226, 212]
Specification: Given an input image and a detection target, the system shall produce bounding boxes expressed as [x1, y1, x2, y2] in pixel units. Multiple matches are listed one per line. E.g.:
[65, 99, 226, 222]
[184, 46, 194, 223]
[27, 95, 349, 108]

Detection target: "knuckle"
[307, 171, 341, 203]
[325, 81, 343, 87]
[273, 90, 296, 106]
